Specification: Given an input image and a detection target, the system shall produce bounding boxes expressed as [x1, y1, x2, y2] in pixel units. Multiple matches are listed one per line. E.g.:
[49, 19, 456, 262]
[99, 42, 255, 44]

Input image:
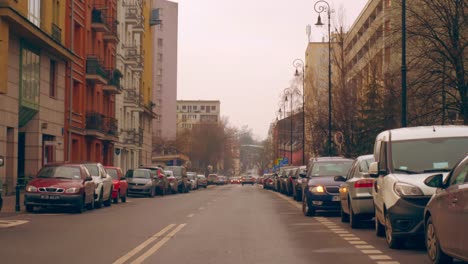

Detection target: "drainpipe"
[67, 0, 74, 161]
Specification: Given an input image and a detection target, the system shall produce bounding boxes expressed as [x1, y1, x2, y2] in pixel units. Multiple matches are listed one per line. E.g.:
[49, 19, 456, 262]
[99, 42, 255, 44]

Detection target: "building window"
[201, 105, 205, 110]
[49, 60, 57, 98]
[20, 44, 41, 109]
[158, 38, 163, 48]
[28, 0, 41, 26]
[52, 0, 60, 25]
[211, 106, 216, 111]
[158, 53, 163, 63]
[182, 105, 186, 110]
[193, 105, 198, 111]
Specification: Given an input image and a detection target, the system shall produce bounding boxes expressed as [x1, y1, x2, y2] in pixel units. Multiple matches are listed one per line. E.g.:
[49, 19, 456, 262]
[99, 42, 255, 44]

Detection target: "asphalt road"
[0, 184, 463, 264]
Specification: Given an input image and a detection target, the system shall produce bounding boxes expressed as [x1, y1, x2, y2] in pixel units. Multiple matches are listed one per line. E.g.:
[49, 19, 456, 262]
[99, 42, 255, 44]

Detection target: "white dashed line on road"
[0, 220, 28, 228]
[369, 255, 392, 260]
[187, 214, 195, 218]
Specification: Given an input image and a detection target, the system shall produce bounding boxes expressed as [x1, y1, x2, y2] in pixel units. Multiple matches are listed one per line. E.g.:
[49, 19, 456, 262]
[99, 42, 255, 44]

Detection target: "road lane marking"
[187, 214, 195, 218]
[361, 250, 383, 254]
[369, 255, 392, 260]
[376, 262, 400, 264]
[0, 220, 28, 228]
[131, 224, 186, 264]
[348, 241, 368, 245]
[112, 224, 176, 264]
[355, 245, 375, 249]
[339, 234, 355, 237]
[343, 237, 360, 241]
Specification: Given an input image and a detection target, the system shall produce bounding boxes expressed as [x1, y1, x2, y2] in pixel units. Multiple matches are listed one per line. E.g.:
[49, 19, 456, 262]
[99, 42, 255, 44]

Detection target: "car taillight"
[354, 179, 374, 188]
[158, 175, 164, 179]
[168, 178, 174, 182]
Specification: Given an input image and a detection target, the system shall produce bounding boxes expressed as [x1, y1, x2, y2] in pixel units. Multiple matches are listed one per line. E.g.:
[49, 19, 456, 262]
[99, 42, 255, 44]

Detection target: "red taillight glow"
[168, 178, 174, 182]
[354, 179, 374, 188]
[158, 175, 164, 179]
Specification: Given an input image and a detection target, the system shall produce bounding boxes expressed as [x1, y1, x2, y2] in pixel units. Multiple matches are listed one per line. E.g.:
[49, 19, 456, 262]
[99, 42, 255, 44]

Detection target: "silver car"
[187, 172, 198, 190]
[336, 154, 375, 228]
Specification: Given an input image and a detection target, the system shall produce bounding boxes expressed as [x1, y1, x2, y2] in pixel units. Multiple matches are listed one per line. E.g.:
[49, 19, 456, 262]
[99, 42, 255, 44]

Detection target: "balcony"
[86, 56, 108, 84]
[103, 19, 119, 43]
[129, 62, 143, 72]
[51, 23, 61, 43]
[122, 44, 142, 65]
[125, 7, 141, 24]
[91, 6, 110, 32]
[122, 128, 143, 146]
[132, 22, 144, 33]
[85, 112, 118, 140]
[103, 69, 123, 94]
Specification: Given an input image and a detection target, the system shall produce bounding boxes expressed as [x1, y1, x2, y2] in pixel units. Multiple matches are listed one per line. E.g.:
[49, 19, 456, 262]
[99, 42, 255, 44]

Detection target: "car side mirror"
[0, 156, 4, 167]
[368, 162, 379, 178]
[424, 174, 444, 188]
[85, 176, 93, 182]
[334, 176, 346, 182]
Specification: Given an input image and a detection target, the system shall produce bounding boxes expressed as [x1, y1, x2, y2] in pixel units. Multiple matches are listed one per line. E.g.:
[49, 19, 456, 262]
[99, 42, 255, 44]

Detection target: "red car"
[104, 166, 128, 203]
[24, 163, 95, 213]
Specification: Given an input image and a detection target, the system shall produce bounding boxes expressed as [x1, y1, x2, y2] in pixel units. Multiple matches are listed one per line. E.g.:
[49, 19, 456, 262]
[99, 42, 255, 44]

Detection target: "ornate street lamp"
[293, 59, 305, 165]
[314, 0, 332, 156]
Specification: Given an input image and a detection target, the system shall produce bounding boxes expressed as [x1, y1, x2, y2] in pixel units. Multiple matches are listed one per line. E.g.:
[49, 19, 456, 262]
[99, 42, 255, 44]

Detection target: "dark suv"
[302, 157, 353, 216]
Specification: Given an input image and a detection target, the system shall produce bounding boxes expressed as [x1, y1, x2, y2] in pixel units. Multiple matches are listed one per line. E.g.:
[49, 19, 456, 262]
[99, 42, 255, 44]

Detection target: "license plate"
[332, 196, 340, 201]
[40, 195, 60, 200]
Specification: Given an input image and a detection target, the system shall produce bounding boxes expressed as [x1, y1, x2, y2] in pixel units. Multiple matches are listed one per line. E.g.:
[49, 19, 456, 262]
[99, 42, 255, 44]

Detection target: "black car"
[291, 166, 307, 201]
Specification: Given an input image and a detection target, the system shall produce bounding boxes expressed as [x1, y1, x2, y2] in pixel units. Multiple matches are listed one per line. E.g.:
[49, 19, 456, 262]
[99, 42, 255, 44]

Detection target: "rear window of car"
[107, 168, 118, 179]
[84, 164, 99, 176]
[308, 161, 353, 177]
[38, 166, 81, 180]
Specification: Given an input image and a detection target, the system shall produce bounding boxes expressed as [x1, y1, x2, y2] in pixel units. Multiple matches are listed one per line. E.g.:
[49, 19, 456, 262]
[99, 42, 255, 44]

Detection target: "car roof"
[309, 157, 354, 162]
[104, 166, 120, 169]
[376, 125, 468, 142]
[356, 154, 374, 161]
[43, 163, 84, 168]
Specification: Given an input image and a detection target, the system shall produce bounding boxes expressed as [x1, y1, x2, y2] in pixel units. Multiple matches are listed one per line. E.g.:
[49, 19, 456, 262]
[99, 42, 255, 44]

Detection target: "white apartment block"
[114, 0, 145, 172]
[176, 100, 221, 132]
[151, 0, 178, 144]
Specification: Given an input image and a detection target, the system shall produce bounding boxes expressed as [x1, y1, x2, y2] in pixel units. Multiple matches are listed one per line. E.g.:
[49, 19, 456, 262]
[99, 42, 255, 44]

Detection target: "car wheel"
[385, 213, 404, 249]
[149, 188, 155, 198]
[426, 216, 453, 264]
[104, 188, 112, 207]
[86, 194, 95, 210]
[341, 205, 349, 223]
[95, 189, 103, 209]
[26, 205, 34, 213]
[302, 196, 315, 217]
[113, 190, 120, 204]
[375, 211, 385, 237]
[349, 200, 359, 229]
[121, 191, 127, 203]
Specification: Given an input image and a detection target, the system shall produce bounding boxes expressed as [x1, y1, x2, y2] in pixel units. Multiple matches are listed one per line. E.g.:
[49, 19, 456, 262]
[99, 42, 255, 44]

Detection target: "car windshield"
[391, 137, 468, 173]
[129, 170, 151, 179]
[308, 161, 353, 177]
[107, 169, 118, 179]
[84, 164, 99, 177]
[164, 166, 184, 177]
[37, 166, 82, 180]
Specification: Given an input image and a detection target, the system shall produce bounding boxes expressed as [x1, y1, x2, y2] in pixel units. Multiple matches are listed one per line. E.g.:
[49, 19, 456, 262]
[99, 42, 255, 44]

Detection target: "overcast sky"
[177, 0, 369, 139]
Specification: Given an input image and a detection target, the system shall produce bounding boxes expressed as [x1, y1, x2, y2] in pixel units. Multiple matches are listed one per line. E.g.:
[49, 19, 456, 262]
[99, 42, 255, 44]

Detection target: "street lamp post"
[293, 59, 305, 165]
[401, 0, 407, 127]
[314, 0, 332, 156]
[286, 94, 293, 165]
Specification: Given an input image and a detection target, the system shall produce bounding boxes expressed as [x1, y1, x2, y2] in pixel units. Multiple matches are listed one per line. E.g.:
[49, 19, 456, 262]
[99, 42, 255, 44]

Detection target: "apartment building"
[64, 0, 120, 166]
[176, 100, 220, 133]
[0, 0, 73, 193]
[151, 0, 178, 144]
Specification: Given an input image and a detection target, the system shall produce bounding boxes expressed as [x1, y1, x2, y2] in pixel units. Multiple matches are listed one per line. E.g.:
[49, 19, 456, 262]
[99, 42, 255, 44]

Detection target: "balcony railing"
[103, 18, 119, 42]
[91, 6, 110, 32]
[86, 56, 108, 83]
[104, 68, 123, 93]
[51, 23, 61, 43]
[86, 112, 118, 137]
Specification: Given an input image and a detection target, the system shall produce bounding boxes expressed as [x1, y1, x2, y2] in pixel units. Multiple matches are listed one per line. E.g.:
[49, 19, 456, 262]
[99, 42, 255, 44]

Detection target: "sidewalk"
[0, 192, 25, 217]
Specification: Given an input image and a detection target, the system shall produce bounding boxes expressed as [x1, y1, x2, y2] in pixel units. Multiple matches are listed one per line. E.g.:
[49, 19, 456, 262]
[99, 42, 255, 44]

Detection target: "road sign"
[283, 157, 289, 164]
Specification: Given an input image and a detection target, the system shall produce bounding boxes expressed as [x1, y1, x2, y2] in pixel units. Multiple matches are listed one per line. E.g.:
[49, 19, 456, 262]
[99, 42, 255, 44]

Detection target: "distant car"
[126, 169, 157, 197]
[277, 166, 296, 194]
[424, 154, 468, 264]
[285, 167, 299, 196]
[197, 175, 208, 188]
[165, 166, 190, 193]
[187, 172, 198, 190]
[336, 154, 375, 228]
[105, 166, 128, 203]
[24, 164, 95, 213]
[241, 175, 254, 185]
[218, 176, 228, 185]
[302, 157, 353, 216]
[139, 165, 169, 196]
[263, 173, 275, 190]
[291, 166, 307, 201]
[231, 177, 241, 184]
[83, 163, 113, 208]
[207, 174, 218, 185]
[165, 171, 180, 194]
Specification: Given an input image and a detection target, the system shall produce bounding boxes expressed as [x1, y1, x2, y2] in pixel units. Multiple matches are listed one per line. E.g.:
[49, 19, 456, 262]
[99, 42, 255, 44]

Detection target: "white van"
[369, 126, 468, 249]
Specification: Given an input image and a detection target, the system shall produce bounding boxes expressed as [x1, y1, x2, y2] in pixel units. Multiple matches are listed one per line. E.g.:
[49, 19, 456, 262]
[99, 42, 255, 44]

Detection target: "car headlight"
[309, 185, 325, 194]
[26, 185, 37, 192]
[394, 182, 424, 197]
[65, 187, 80, 194]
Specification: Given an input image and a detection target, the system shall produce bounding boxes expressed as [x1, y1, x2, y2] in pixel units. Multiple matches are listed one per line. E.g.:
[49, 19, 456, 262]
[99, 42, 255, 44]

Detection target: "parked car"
[0, 156, 4, 212]
[165, 166, 190, 193]
[217, 176, 227, 185]
[24, 163, 95, 213]
[241, 175, 255, 185]
[278, 166, 296, 194]
[197, 175, 208, 188]
[231, 177, 241, 184]
[369, 125, 468, 249]
[165, 171, 180, 194]
[104, 166, 128, 203]
[424, 154, 468, 264]
[336, 154, 375, 228]
[302, 157, 353, 216]
[207, 174, 218, 185]
[285, 167, 299, 196]
[291, 166, 307, 201]
[139, 165, 169, 196]
[263, 174, 275, 190]
[83, 163, 113, 208]
[187, 172, 198, 190]
[126, 169, 157, 197]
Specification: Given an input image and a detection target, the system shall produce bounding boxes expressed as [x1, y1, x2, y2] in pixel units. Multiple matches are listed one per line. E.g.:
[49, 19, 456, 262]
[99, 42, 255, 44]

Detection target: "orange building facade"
[64, 0, 120, 165]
